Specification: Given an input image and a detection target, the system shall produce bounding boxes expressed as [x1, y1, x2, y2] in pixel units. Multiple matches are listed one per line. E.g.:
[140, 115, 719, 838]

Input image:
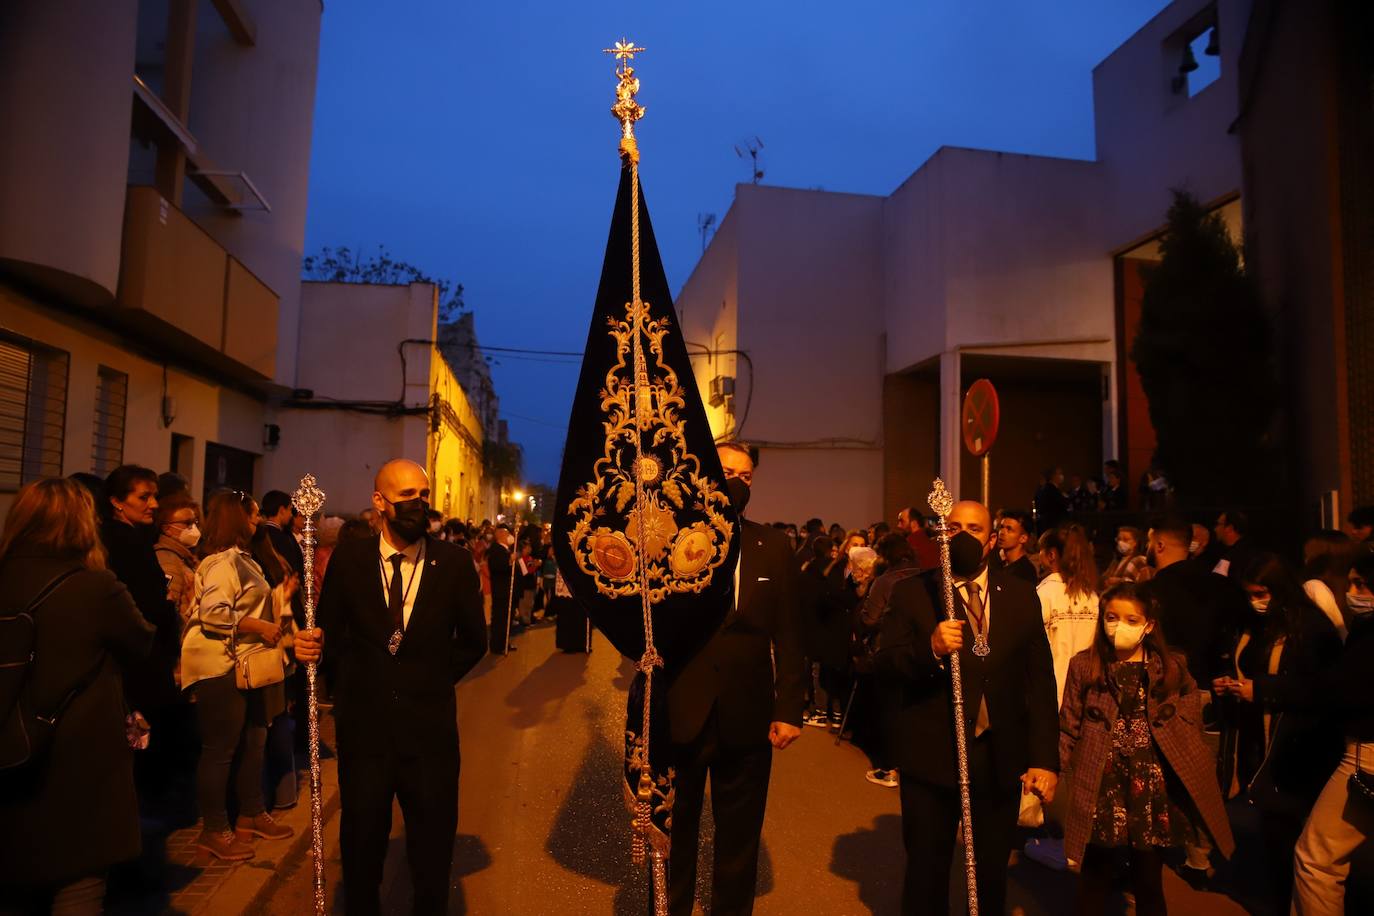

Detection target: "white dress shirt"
[379, 533, 426, 630]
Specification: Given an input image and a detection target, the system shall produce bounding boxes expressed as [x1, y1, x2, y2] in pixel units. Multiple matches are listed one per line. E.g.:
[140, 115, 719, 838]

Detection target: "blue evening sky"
[303, 1, 1172, 488]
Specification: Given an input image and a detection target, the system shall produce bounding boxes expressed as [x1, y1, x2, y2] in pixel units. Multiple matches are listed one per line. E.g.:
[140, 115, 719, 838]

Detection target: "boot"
[235, 811, 294, 842]
[195, 828, 255, 861]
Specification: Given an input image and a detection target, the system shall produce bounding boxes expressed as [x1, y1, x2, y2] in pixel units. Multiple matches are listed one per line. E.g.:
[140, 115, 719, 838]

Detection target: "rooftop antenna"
[733, 136, 764, 185]
[697, 213, 717, 253]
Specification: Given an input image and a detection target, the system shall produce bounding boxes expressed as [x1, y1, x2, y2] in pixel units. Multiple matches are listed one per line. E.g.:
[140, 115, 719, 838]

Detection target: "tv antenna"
[734, 136, 764, 185]
[697, 213, 717, 252]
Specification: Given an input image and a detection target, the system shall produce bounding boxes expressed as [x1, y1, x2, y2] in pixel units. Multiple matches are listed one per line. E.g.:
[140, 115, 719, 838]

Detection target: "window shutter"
[92, 365, 129, 477]
[0, 331, 69, 490]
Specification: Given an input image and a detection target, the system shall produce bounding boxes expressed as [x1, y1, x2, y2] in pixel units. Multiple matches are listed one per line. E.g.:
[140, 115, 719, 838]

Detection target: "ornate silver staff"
[291, 474, 328, 916]
[928, 478, 979, 915]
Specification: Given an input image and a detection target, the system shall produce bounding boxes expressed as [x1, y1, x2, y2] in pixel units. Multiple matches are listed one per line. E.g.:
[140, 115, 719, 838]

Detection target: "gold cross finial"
[604, 38, 647, 162]
[604, 38, 646, 68]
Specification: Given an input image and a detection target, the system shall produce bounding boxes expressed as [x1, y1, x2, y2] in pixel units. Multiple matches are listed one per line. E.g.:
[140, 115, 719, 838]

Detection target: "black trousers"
[898, 735, 1019, 916]
[668, 710, 773, 916]
[489, 580, 513, 654]
[338, 749, 460, 916]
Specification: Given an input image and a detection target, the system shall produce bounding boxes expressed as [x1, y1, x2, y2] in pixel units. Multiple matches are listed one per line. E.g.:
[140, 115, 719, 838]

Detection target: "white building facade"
[678, 0, 1251, 528]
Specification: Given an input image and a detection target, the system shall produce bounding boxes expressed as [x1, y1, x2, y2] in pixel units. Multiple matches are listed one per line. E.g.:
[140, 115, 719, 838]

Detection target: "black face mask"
[385, 496, 430, 543]
[724, 476, 751, 516]
[948, 530, 988, 579]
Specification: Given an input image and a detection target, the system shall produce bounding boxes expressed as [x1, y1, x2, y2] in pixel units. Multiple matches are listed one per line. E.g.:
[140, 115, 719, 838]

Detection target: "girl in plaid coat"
[1059, 583, 1234, 914]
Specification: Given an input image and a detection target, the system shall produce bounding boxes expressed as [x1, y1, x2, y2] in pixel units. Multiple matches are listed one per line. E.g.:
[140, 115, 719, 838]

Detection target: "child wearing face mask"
[1058, 583, 1234, 915]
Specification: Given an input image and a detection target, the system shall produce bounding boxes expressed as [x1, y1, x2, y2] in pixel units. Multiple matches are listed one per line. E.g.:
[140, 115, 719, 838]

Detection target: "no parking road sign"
[962, 379, 999, 457]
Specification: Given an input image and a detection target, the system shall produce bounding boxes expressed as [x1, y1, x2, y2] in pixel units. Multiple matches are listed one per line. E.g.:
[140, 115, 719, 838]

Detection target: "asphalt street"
[261, 623, 1262, 915]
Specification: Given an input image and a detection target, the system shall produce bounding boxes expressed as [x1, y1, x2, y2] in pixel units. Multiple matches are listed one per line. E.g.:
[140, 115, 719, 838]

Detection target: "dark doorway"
[203, 441, 258, 504]
[169, 433, 194, 478]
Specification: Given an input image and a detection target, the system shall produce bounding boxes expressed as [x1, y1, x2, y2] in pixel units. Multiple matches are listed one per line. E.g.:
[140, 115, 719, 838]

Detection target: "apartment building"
[0, 0, 323, 512]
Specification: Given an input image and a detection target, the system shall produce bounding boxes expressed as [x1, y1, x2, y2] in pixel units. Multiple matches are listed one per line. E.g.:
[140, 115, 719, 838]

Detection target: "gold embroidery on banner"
[566, 298, 733, 601]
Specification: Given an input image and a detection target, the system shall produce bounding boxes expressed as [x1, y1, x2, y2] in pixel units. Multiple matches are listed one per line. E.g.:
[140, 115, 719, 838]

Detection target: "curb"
[237, 768, 343, 914]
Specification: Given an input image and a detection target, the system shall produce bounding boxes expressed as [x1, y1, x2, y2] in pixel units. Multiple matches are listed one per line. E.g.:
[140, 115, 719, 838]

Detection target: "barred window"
[0, 330, 70, 491]
[92, 366, 128, 477]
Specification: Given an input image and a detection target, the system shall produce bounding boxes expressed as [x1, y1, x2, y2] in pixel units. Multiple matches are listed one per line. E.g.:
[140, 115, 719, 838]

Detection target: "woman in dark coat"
[1213, 554, 1343, 911]
[0, 478, 156, 913]
[100, 465, 179, 718]
[1059, 582, 1235, 915]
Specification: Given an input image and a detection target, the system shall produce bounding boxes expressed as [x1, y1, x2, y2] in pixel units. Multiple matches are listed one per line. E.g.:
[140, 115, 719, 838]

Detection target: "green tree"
[302, 245, 467, 323]
[1131, 191, 1277, 507]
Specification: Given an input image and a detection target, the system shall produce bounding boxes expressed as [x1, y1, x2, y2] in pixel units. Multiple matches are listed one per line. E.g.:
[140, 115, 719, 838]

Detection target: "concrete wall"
[679, 202, 739, 441]
[735, 185, 885, 530]
[1093, 0, 1249, 245]
[0, 0, 137, 306]
[264, 282, 435, 507]
[1235, 0, 1355, 520]
[1, 282, 267, 515]
[429, 348, 488, 523]
[883, 370, 940, 526]
[881, 148, 1115, 498]
[184, 0, 323, 388]
[266, 281, 490, 520]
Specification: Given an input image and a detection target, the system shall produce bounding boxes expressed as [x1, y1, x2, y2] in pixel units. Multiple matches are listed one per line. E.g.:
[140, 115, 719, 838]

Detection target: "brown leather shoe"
[235, 811, 294, 842]
[195, 828, 255, 861]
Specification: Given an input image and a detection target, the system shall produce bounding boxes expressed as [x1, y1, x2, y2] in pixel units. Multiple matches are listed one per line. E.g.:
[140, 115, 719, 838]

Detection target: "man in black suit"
[487, 526, 516, 654]
[259, 489, 306, 576]
[292, 459, 487, 916]
[666, 442, 806, 916]
[874, 500, 1059, 916]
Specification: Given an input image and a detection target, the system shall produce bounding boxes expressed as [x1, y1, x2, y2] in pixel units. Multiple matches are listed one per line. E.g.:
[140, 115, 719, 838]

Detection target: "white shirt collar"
[379, 532, 423, 563]
[955, 564, 991, 595]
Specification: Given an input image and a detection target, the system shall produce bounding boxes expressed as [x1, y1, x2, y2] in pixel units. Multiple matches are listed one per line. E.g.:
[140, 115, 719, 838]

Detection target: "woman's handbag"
[231, 643, 286, 690]
[1350, 743, 1374, 809]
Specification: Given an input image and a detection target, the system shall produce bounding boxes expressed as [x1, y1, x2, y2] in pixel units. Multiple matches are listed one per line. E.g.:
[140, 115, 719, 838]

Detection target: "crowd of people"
[0, 463, 577, 914]
[776, 492, 1374, 914]
[3, 451, 1373, 914]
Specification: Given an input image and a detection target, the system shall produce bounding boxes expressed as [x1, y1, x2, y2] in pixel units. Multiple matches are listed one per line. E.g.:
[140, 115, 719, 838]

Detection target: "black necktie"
[388, 553, 405, 632]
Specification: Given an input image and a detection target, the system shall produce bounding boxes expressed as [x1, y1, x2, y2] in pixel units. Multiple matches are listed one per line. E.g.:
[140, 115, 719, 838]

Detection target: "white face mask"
[1116, 540, 1133, 556]
[1104, 618, 1148, 652]
[1250, 597, 1270, 614]
[177, 524, 201, 548]
[1348, 593, 1374, 616]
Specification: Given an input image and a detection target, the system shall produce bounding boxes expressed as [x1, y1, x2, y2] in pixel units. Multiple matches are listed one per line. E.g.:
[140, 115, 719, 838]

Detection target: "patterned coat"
[1058, 648, 1235, 867]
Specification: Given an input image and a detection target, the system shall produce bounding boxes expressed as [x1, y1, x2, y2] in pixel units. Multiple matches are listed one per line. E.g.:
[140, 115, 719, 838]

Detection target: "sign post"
[961, 379, 1000, 507]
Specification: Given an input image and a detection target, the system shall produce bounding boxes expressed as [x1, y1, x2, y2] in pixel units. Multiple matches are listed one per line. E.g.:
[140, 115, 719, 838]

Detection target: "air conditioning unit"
[709, 375, 735, 407]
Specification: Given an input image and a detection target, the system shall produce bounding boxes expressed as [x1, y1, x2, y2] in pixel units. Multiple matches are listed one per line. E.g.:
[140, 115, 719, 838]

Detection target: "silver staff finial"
[927, 478, 954, 519]
[292, 474, 326, 519]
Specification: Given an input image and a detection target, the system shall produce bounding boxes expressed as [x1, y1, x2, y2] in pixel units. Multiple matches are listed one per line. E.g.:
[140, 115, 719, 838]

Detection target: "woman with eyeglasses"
[154, 493, 202, 628]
